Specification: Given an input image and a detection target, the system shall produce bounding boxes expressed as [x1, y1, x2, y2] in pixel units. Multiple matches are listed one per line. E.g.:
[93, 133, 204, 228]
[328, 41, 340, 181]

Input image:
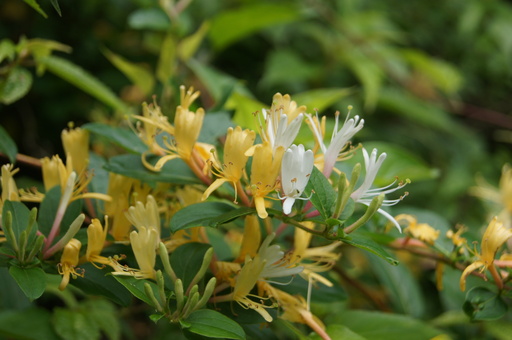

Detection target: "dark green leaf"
[171, 243, 211, 289]
[113, 276, 159, 307]
[0, 67, 33, 104]
[170, 202, 237, 232]
[0, 125, 17, 163]
[342, 233, 398, 265]
[0, 308, 58, 340]
[104, 154, 200, 186]
[83, 299, 121, 340]
[184, 309, 245, 340]
[279, 274, 347, 303]
[0, 267, 31, 310]
[2, 201, 31, 245]
[53, 308, 101, 340]
[199, 112, 235, 145]
[8, 266, 46, 301]
[50, 0, 61, 16]
[209, 3, 301, 50]
[303, 166, 336, 220]
[37, 55, 128, 112]
[22, 0, 47, 18]
[463, 287, 508, 321]
[83, 123, 147, 154]
[128, 8, 170, 31]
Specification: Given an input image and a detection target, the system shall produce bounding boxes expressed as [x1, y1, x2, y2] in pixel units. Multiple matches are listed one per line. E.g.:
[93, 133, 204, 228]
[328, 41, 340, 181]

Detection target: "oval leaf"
[8, 266, 46, 301]
[0, 67, 33, 105]
[83, 123, 147, 154]
[183, 309, 245, 340]
[170, 202, 237, 232]
[342, 233, 398, 266]
[303, 166, 336, 220]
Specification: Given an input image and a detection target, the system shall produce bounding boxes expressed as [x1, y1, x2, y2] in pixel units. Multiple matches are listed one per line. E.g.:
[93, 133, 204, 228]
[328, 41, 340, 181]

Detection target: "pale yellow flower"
[236, 215, 262, 262]
[1, 164, 20, 211]
[125, 195, 161, 237]
[270, 93, 307, 122]
[460, 217, 512, 291]
[58, 238, 83, 290]
[84, 218, 125, 271]
[61, 125, 90, 175]
[396, 214, 440, 245]
[105, 173, 137, 241]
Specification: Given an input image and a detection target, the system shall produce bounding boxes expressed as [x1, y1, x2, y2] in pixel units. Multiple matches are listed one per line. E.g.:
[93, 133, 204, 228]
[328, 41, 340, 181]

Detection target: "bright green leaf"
[170, 202, 237, 232]
[83, 123, 147, 154]
[103, 48, 155, 96]
[0, 124, 18, 163]
[303, 166, 336, 220]
[293, 88, 353, 112]
[8, 266, 46, 301]
[342, 233, 398, 266]
[178, 22, 210, 62]
[0, 67, 33, 105]
[184, 309, 245, 340]
[157, 33, 177, 83]
[0, 39, 16, 63]
[53, 308, 101, 340]
[171, 243, 211, 289]
[23, 0, 47, 18]
[37, 55, 128, 112]
[209, 3, 301, 51]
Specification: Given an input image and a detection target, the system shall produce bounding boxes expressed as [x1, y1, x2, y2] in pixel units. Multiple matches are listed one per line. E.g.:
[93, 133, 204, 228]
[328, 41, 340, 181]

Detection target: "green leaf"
[2, 201, 32, 245]
[128, 8, 170, 31]
[50, 0, 61, 16]
[0, 308, 58, 340]
[104, 154, 200, 186]
[183, 309, 245, 340]
[157, 33, 177, 83]
[463, 287, 508, 321]
[0, 39, 16, 63]
[83, 123, 147, 154]
[310, 325, 367, 340]
[331, 310, 444, 340]
[0, 67, 33, 105]
[342, 233, 398, 266]
[8, 266, 46, 301]
[113, 276, 159, 307]
[225, 90, 264, 131]
[209, 3, 301, 51]
[279, 274, 347, 303]
[366, 252, 425, 317]
[303, 166, 336, 220]
[198, 112, 235, 145]
[178, 22, 210, 62]
[171, 243, 212, 289]
[37, 55, 128, 112]
[170, 202, 238, 232]
[0, 267, 31, 309]
[0, 124, 17, 163]
[23, 0, 48, 18]
[37, 186, 83, 238]
[53, 308, 101, 340]
[293, 88, 353, 113]
[103, 48, 155, 96]
[83, 299, 121, 340]
[188, 59, 237, 106]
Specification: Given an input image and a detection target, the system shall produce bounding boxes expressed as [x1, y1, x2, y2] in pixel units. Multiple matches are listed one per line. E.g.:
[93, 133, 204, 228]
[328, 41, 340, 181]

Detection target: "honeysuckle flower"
[446, 226, 468, 250]
[271, 93, 307, 122]
[307, 108, 364, 177]
[202, 126, 256, 202]
[58, 238, 84, 290]
[279, 144, 314, 215]
[396, 214, 440, 244]
[350, 148, 408, 231]
[84, 218, 125, 271]
[460, 217, 512, 291]
[1, 164, 21, 212]
[289, 223, 341, 287]
[250, 142, 285, 219]
[61, 125, 90, 175]
[236, 215, 262, 262]
[105, 173, 136, 241]
[125, 195, 161, 238]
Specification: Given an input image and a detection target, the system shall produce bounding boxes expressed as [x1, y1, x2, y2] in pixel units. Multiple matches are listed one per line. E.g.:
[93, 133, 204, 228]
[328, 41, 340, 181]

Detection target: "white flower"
[351, 148, 408, 231]
[262, 109, 303, 154]
[307, 110, 364, 177]
[280, 144, 314, 215]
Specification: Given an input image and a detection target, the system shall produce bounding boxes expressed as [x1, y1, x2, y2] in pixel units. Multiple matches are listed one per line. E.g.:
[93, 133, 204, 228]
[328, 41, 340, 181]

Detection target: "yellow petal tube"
[58, 239, 83, 290]
[174, 106, 205, 161]
[270, 93, 307, 123]
[130, 226, 158, 280]
[61, 126, 90, 175]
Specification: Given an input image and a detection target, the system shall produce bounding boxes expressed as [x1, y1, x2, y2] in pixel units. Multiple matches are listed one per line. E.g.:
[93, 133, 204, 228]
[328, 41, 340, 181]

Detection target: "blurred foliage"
[1, 0, 512, 339]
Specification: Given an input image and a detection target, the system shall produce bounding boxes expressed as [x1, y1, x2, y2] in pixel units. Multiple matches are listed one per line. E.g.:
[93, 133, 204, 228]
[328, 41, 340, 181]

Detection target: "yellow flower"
[396, 214, 440, 245]
[84, 218, 125, 271]
[460, 217, 512, 291]
[202, 126, 256, 201]
[446, 225, 467, 249]
[61, 125, 90, 175]
[270, 93, 307, 122]
[105, 173, 136, 241]
[125, 195, 161, 238]
[249, 142, 285, 219]
[236, 215, 262, 262]
[58, 238, 84, 290]
[1, 164, 20, 211]
[133, 100, 174, 152]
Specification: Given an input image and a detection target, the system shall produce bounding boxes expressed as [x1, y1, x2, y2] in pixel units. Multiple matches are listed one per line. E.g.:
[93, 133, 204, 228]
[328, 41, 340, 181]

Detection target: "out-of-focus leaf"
[343, 233, 398, 266]
[0, 124, 18, 163]
[53, 308, 101, 340]
[50, 0, 61, 16]
[83, 299, 120, 340]
[8, 266, 46, 301]
[104, 154, 200, 185]
[188, 59, 237, 106]
[0, 308, 58, 339]
[0, 39, 16, 63]
[103, 48, 155, 96]
[330, 310, 444, 340]
[209, 3, 301, 50]
[22, 0, 47, 18]
[366, 252, 425, 317]
[170, 202, 238, 232]
[198, 112, 234, 145]
[293, 88, 354, 113]
[310, 325, 367, 340]
[486, 320, 512, 340]
[83, 123, 147, 154]
[178, 22, 210, 62]
[0, 67, 33, 105]
[37, 55, 128, 112]
[128, 8, 170, 31]
[226, 90, 265, 132]
[171, 243, 212, 289]
[260, 50, 322, 88]
[182, 309, 245, 340]
[279, 274, 347, 303]
[0, 268, 31, 309]
[303, 166, 336, 220]
[463, 286, 508, 321]
[157, 33, 176, 83]
[403, 49, 462, 94]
